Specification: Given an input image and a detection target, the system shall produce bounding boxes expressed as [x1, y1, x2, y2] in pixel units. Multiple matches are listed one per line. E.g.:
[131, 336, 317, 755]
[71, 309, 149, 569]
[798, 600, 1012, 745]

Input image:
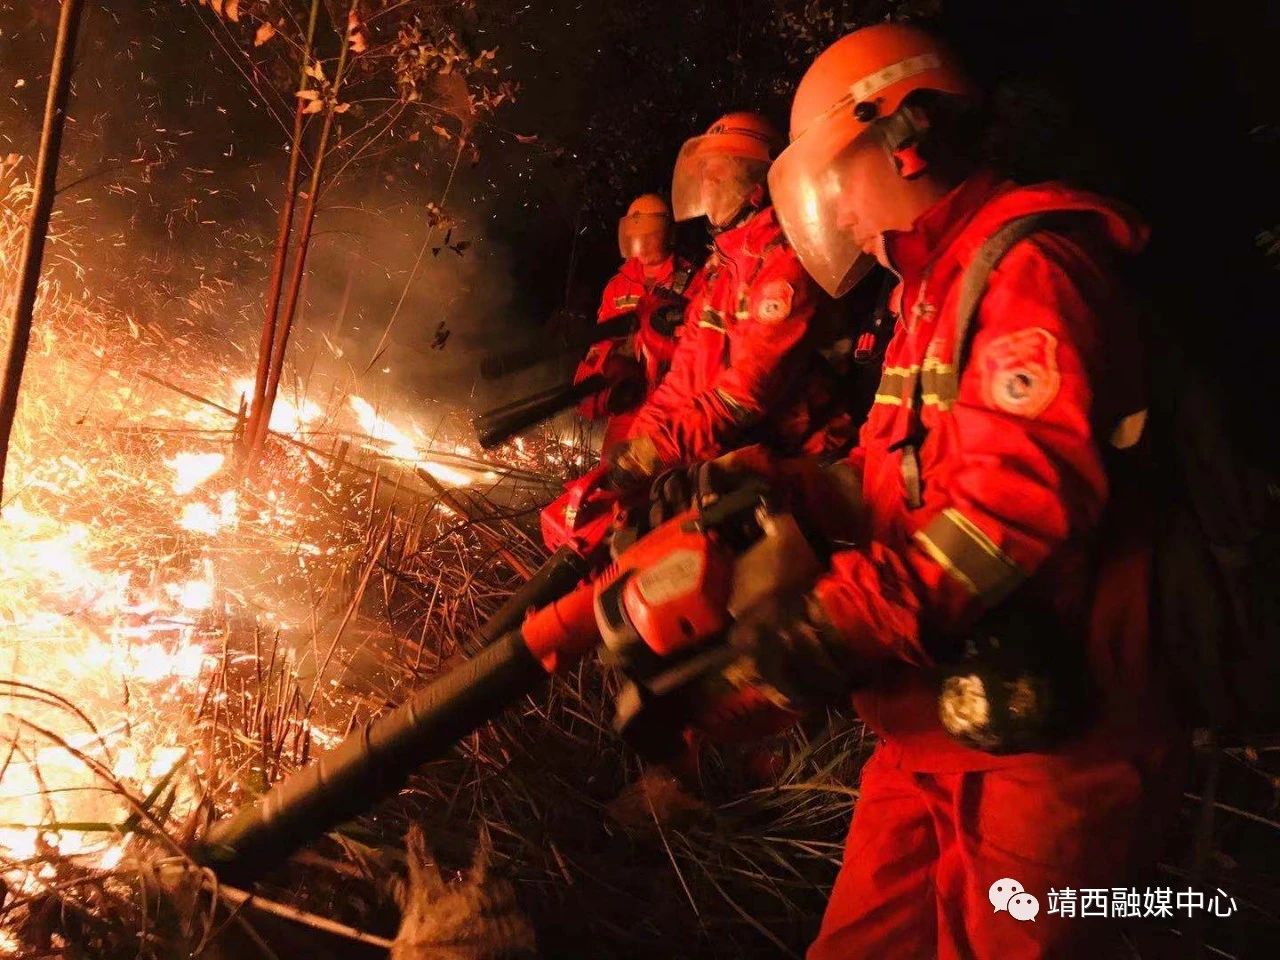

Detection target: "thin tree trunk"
[250, 0, 359, 457]
[0, 0, 84, 503]
[242, 0, 322, 454]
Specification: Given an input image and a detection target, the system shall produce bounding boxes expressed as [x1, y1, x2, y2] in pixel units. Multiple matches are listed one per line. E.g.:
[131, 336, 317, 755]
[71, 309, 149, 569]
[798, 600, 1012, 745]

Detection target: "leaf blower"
[194, 474, 822, 885]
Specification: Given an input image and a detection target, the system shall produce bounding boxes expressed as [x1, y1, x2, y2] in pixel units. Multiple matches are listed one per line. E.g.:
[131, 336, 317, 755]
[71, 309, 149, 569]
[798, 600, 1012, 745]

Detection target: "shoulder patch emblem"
[980, 327, 1060, 418]
[754, 280, 794, 324]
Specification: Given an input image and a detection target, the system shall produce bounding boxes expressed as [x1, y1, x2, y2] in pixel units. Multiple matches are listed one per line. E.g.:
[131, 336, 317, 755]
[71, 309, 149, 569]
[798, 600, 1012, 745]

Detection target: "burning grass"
[2, 167, 1275, 959]
[0, 164, 866, 958]
[0, 170, 558, 955]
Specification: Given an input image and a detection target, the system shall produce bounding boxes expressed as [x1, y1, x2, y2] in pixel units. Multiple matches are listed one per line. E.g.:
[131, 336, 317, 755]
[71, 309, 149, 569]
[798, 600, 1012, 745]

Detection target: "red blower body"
[197, 479, 816, 883]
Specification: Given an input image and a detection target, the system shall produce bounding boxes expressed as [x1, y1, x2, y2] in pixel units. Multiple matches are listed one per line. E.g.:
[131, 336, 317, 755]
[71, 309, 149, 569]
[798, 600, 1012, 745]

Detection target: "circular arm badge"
[979, 327, 1061, 419]
[754, 279, 794, 324]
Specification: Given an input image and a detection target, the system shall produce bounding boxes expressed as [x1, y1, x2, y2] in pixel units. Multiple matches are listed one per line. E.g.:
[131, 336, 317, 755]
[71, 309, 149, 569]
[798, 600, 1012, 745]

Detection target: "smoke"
[0, 1, 531, 430]
[287, 176, 523, 414]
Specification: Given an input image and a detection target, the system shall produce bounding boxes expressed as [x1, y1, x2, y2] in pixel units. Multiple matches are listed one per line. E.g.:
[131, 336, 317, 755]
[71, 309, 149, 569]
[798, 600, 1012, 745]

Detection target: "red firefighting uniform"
[805, 171, 1181, 959]
[576, 254, 695, 450]
[626, 206, 837, 467]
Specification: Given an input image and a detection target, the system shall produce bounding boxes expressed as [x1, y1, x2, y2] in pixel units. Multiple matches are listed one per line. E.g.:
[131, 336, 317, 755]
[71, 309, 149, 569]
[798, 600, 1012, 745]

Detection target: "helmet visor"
[617, 212, 671, 261]
[672, 137, 769, 223]
[768, 108, 877, 298]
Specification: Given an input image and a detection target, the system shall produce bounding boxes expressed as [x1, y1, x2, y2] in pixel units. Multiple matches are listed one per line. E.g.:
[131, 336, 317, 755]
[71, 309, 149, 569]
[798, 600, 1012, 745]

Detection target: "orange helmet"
[770, 24, 976, 296]
[625, 193, 671, 218]
[671, 112, 782, 222]
[617, 193, 673, 262]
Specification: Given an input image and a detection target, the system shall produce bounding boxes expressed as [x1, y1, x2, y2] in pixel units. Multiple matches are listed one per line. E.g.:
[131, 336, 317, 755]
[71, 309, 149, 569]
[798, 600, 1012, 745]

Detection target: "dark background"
[1, 0, 1276, 415]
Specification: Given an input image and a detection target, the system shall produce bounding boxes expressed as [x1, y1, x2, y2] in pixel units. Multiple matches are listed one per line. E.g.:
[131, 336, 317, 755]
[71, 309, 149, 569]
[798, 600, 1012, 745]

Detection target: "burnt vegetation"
[0, 1, 1277, 958]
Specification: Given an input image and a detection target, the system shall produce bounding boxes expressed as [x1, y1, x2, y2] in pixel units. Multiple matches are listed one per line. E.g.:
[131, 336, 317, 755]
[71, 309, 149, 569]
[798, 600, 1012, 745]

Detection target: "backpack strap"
[950, 212, 1071, 379]
[670, 263, 694, 296]
[897, 212, 1076, 510]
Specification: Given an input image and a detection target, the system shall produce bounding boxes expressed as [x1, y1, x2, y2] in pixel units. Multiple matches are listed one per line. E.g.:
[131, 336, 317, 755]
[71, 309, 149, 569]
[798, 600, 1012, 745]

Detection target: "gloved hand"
[604, 433, 662, 490]
[644, 462, 709, 531]
[576, 345, 643, 421]
[643, 444, 781, 528]
[726, 593, 862, 712]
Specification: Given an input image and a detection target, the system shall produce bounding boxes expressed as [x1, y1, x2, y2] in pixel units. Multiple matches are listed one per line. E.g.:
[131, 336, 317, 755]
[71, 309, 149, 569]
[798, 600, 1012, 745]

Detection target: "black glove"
[642, 455, 760, 535]
[727, 594, 862, 711]
[644, 463, 701, 529]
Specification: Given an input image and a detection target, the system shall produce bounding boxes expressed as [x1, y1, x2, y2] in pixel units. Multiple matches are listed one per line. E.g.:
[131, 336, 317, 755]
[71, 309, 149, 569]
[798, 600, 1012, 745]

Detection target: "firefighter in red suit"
[708, 24, 1182, 958]
[609, 113, 847, 487]
[575, 194, 696, 451]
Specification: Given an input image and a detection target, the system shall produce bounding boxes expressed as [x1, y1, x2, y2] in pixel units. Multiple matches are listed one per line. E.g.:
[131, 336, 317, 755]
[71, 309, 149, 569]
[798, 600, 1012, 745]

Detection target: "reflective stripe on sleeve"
[873, 364, 917, 407]
[913, 507, 1023, 602]
[713, 387, 755, 424]
[698, 306, 726, 331]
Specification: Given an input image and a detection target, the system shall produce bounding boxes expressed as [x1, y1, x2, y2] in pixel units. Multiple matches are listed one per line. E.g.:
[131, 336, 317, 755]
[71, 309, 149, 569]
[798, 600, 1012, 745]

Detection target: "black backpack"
[1149, 338, 1280, 738]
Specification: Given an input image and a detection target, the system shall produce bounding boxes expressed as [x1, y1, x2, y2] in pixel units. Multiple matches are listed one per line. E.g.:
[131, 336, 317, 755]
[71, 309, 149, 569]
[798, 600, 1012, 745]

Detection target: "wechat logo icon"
[990, 878, 1040, 922]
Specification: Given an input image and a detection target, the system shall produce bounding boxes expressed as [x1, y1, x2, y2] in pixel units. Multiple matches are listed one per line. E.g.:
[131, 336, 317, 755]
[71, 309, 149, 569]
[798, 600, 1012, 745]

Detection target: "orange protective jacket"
[625, 206, 831, 467]
[813, 171, 1169, 772]
[575, 254, 695, 446]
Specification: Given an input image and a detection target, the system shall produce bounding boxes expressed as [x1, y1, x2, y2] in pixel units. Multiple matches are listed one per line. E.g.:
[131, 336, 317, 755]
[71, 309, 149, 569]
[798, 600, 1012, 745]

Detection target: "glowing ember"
[349, 395, 478, 486]
[166, 451, 225, 494]
[178, 489, 238, 534]
[97, 844, 124, 871]
[173, 573, 215, 611]
[179, 501, 221, 534]
[232, 377, 323, 434]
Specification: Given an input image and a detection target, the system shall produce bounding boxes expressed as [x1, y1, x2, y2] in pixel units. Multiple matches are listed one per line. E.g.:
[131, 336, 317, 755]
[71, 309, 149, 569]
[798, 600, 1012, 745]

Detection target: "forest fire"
[0, 453, 218, 871]
[0, 169, 534, 948]
[7, 1, 1270, 957]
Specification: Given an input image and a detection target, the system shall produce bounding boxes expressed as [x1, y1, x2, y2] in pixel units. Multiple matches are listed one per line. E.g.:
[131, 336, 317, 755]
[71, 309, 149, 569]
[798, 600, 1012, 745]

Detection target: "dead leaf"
[429, 72, 476, 133]
[347, 17, 366, 45]
[295, 89, 319, 101]
[224, 0, 240, 22]
[513, 133, 538, 144]
[333, 102, 350, 114]
[407, 130, 420, 142]
[253, 22, 276, 46]
[302, 99, 324, 115]
[431, 124, 451, 141]
[347, 10, 369, 54]
[305, 61, 326, 83]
